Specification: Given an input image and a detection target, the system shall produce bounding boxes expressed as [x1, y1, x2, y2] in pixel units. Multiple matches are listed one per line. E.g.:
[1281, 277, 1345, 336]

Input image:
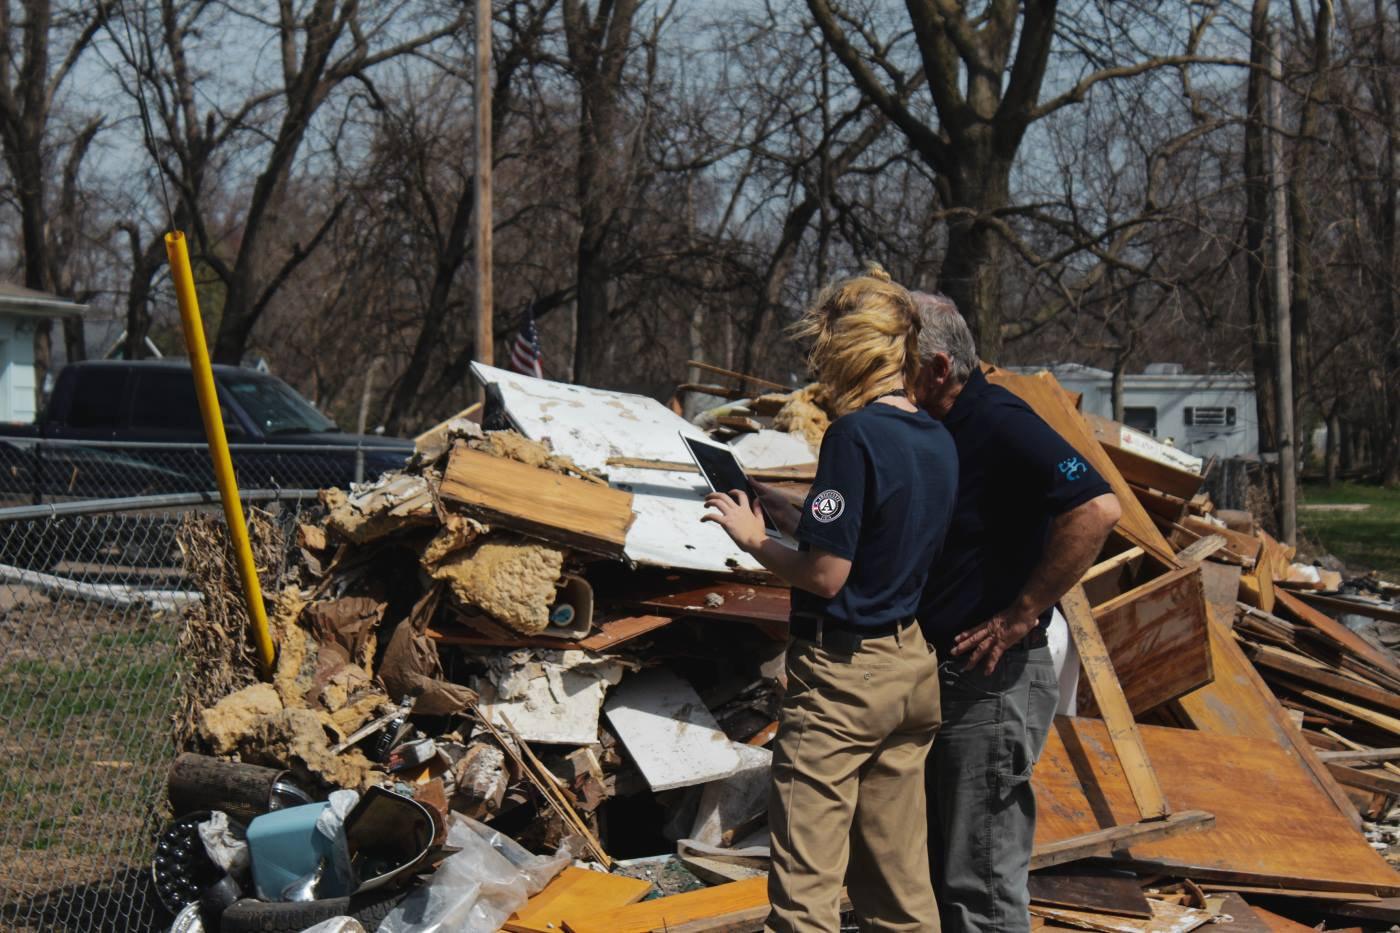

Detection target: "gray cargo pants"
[926, 645, 1058, 933]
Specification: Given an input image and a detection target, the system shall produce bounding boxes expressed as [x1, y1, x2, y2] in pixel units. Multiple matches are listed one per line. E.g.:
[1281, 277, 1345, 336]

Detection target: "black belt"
[789, 615, 917, 654]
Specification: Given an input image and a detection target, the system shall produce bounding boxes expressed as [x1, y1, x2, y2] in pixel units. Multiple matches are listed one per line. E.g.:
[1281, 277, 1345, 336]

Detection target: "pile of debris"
[161, 360, 1400, 932]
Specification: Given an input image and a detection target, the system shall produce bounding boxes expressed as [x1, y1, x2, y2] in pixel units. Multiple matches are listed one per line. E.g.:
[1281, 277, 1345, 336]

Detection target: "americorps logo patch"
[810, 489, 845, 523]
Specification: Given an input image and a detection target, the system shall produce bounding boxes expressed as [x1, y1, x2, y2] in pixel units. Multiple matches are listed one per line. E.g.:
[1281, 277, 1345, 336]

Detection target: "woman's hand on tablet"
[701, 488, 767, 552]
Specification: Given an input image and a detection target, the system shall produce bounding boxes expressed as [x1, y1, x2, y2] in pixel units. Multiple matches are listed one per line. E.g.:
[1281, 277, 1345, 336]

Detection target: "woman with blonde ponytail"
[704, 264, 958, 933]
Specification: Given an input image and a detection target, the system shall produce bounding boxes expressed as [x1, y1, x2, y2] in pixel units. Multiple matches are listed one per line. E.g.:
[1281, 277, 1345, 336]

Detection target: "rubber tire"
[218, 887, 409, 932]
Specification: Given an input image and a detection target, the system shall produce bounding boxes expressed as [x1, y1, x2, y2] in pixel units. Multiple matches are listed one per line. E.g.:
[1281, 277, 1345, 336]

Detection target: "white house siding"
[0, 315, 38, 423]
[1022, 364, 1259, 460]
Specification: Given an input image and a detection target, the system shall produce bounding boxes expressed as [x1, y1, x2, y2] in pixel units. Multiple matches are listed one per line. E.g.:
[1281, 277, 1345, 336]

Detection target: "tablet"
[680, 433, 781, 537]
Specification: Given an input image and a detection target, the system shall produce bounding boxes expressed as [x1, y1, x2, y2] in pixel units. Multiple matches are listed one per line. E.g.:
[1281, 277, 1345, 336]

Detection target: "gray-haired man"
[912, 292, 1121, 932]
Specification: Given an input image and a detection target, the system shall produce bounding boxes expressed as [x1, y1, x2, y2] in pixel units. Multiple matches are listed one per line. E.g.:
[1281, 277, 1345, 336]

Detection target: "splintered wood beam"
[1061, 585, 1170, 820]
[1175, 534, 1228, 565]
[1029, 810, 1214, 871]
[685, 359, 791, 391]
[1081, 546, 1146, 583]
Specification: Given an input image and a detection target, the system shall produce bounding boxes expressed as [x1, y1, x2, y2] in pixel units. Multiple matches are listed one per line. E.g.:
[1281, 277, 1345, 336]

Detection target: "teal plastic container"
[246, 802, 331, 900]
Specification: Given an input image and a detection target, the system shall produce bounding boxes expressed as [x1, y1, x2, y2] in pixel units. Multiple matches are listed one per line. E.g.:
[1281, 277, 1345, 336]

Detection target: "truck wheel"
[218, 887, 408, 933]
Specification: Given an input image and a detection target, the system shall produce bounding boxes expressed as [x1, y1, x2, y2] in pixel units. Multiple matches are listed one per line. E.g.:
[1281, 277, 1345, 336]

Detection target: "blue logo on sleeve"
[1058, 457, 1088, 481]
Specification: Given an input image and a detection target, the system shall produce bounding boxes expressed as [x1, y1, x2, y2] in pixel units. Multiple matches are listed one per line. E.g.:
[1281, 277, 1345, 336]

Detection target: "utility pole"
[474, 0, 494, 370]
[1268, 26, 1297, 544]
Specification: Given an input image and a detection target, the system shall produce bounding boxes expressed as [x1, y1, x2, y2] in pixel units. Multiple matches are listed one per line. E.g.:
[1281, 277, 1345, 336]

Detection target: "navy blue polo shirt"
[919, 370, 1112, 649]
[792, 403, 958, 629]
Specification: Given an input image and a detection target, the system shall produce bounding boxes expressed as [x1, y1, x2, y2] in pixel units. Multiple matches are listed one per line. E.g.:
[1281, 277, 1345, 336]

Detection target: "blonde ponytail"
[791, 264, 921, 416]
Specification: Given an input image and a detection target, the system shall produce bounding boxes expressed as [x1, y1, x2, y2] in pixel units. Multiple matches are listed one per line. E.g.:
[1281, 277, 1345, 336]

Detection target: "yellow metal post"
[165, 231, 275, 677]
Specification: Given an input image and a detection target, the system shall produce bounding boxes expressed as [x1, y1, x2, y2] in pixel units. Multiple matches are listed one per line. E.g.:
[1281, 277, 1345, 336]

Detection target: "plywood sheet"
[603, 669, 743, 791]
[440, 445, 635, 557]
[1080, 565, 1213, 716]
[472, 362, 764, 573]
[1173, 608, 1362, 825]
[505, 867, 652, 933]
[1028, 868, 1152, 918]
[1032, 717, 1400, 894]
[984, 367, 1175, 564]
[561, 877, 769, 933]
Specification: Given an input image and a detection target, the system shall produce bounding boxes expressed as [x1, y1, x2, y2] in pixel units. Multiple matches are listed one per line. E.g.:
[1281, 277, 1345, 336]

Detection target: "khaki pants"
[766, 622, 942, 933]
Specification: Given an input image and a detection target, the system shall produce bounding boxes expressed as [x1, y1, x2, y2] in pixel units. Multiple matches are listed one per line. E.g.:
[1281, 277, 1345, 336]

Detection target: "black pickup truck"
[0, 360, 413, 501]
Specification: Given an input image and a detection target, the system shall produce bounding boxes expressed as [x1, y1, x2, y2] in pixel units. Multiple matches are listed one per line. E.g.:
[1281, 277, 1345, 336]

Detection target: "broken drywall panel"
[603, 668, 744, 791]
[470, 362, 763, 575]
[690, 742, 772, 847]
[473, 650, 628, 746]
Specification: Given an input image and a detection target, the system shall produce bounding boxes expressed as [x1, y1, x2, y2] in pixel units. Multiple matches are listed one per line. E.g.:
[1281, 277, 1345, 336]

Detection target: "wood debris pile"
[170, 361, 1400, 931]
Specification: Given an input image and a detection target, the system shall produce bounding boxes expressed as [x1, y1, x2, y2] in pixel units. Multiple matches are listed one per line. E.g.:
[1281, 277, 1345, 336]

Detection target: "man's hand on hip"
[951, 605, 1040, 675]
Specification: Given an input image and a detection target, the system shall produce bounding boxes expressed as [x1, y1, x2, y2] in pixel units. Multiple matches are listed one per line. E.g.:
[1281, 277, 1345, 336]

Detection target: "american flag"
[509, 305, 544, 377]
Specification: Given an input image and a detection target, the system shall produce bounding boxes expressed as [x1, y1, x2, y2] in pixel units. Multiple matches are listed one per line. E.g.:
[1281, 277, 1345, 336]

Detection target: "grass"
[1299, 480, 1400, 582]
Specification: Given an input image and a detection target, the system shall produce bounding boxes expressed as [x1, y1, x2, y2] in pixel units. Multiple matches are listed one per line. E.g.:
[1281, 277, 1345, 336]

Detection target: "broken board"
[504, 866, 652, 933]
[1032, 717, 1400, 895]
[604, 668, 743, 791]
[1274, 588, 1400, 685]
[1079, 565, 1213, 717]
[1171, 607, 1363, 826]
[439, 444, 635, 558]
[471, 362, 764, 574]
[984, 367, 1176, 565]
[1030, 899, 1212, 932]
[1028, 868, 1152, 918]
[560, 877, 769, 933]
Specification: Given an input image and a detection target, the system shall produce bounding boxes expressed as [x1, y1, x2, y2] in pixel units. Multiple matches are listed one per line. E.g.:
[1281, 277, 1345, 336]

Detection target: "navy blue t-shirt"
[918, 370, 1112, 649]
[792, 403, 958, 629]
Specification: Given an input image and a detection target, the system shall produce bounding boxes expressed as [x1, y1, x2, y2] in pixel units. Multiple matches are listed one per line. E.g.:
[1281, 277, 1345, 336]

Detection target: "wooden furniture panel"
[1080, 566, 1213, 717]
[1172, 608, 1362, 825]
[439, 445, 635, 557]
[1032, 717, 1400, 894]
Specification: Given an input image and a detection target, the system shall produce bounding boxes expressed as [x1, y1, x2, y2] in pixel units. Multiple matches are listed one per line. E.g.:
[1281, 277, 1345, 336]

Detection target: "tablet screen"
[681, 435, 780, 535]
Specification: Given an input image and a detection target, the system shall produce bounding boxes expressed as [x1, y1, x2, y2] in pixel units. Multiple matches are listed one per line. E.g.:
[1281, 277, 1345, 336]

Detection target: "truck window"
[131, 371, 205, 432]
[131, 370, 244, 435]
[66, 368, 130, 429]
[220, 372, 336, 435]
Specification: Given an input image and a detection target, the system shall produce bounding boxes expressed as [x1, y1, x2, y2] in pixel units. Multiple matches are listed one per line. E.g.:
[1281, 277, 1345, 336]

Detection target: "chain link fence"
[0, 491, 311, 932]
[0, 439, 411, 508]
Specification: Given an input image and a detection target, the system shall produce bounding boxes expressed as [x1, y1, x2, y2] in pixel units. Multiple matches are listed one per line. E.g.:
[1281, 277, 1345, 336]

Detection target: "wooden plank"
[1029, 811, 1214, 871]
[561, 877, 769, 933]
[1275, 589, 1400, 683]
[1060, 585, 1169, 819]
[1028, 869, 1154, 918]
[1322, 896, 1400, 924]
[439, 445, 636, 557]
[1246, 643, 1400, 715]
[1082, 547, 1147, 583]
[1299, 591, 1400, 624]
[1172, 606, 1364, 827]
[603, 571, 792, 626]
[658, 891, 854, 933]
[1318, 746, 1400, 763]
[1175, 535, 1227, 565]
[504, 867, 652, 933]
[605, 456, 818, 483]
[1181, 515, 1262, 565]
[1301, 689, 1400, 737]
[430, 613, 675, 651]
[1327, 762, 1400, 796]
[984, 367, 1176, 564]
[1029, 899, 1212, 932]
[1080, 566, 1213, 717]
[1033, 717, 1400, 895]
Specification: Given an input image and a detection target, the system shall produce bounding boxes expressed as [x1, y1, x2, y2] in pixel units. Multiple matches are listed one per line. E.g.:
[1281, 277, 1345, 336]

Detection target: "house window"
[1123, 406, 1157, 436]
[1185, 406, 1236, 428]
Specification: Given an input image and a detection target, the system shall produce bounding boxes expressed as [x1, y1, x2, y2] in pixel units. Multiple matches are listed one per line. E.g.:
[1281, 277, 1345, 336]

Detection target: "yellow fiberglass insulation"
[431, 535, 564, 635]
[773, 383, 834, 448]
